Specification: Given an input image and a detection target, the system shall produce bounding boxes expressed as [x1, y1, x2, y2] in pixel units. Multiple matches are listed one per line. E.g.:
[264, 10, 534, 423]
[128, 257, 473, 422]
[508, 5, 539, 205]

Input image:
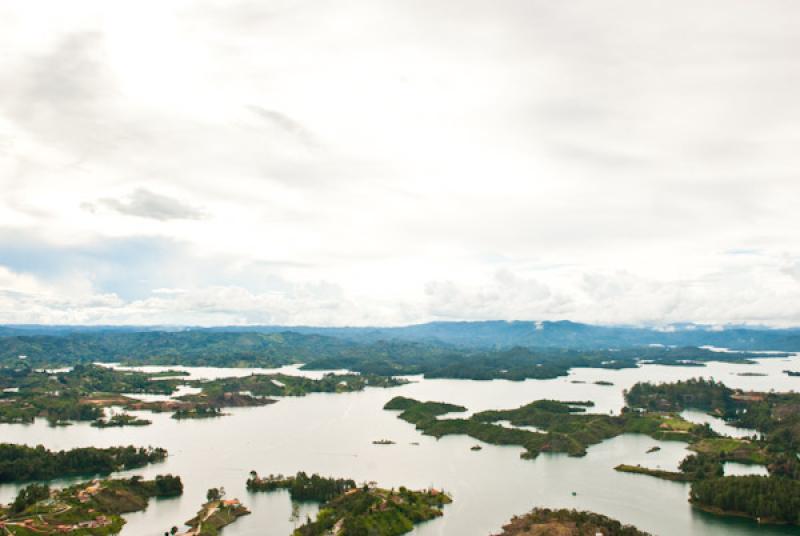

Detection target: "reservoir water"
[2, 355, 799, 535]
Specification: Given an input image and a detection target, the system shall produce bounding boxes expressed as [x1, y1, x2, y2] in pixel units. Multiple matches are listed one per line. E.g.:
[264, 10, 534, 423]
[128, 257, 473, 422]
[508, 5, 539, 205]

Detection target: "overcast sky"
[1, 0, 799, 327]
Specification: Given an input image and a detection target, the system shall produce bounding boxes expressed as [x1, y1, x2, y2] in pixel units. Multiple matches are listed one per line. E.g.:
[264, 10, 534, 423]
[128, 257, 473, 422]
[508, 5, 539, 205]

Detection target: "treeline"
[194, 373, 406, 401]
[305, 345, 758, 381]
[690, 476, 800, 524]
[0, 444, 167, 483]
[246, 471, 356, 502]
[0, 330, 358, 367]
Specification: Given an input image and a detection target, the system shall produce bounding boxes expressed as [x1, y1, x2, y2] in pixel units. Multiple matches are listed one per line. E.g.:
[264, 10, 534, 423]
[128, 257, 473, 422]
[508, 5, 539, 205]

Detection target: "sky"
[1, 0, 800, 327]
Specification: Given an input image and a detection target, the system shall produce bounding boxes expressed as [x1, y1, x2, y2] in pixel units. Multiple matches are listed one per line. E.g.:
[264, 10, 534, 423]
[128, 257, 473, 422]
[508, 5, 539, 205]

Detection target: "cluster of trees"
[172, 406, 223, 419]
[152, 474, 184, 497]
[294, 485, 451, 536]
[194, 373, 406, 401]
[679, 453, 724, 480]
[0, 363, 179, 395]
[690, 476, 800, 524]
[92, 413, 152, 427]
[0, 364, 187, 425]
[0, 444, 167, 483]
[11, 483, 50, 513]
[247, 471, 356, 502]
[495, 508, 651, 536]
[0, 392, 105, 425]
[624, 378, 735, 414]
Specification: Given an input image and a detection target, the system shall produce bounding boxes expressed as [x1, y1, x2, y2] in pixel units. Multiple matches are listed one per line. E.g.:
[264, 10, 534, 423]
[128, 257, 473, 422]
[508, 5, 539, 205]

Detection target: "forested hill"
[5, 320, 799, 351]
[221, 320, 800, 351]
[0, 328, 781, 378]
[0, 331, 361, 367]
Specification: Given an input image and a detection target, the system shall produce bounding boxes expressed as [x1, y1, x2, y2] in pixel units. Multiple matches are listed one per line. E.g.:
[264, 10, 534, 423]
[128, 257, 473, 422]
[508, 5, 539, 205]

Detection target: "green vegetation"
[614, 464, 692, 482]
[690, 476, 800, 525]
[189, 373, 407, 400]
[91, 413, 151, 428]
[297, 486, 450, 536]
[0, 331, 358, 368]
[246, 470, 451, 536]
[172, 406, 225, 419]
[625, 378, 735, 414]
[0, 364, 182, 425]
[615, 452, 724, 482]
[10, 483, 51, 513]
[0, 328, 776, 381]
[304, 345, 765, 381]
[613, 379, 800, 525]
[690, 438, 767, 465]
[0, 363, 181, 395]
[246, 471, 356, 502]
[0, 475, 182, 535]
[493, 507, 651, 535]
[0, 444, 167, 483]
[0, 363, 406, 427]
[623, 379, 800, 478]
[183, 495, 250, 536]
[384, 396, 707, 459]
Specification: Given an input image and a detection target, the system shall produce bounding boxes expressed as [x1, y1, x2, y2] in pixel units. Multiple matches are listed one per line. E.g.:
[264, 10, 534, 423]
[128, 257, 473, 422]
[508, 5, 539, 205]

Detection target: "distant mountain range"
[2, 320, 800, 351]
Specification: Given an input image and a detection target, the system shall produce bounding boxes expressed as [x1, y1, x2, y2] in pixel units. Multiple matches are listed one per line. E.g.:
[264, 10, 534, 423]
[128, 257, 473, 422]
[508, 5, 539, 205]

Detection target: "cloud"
[87, 188, 207, 221]
[247, 106, 318, 148]
[1, 1, 800, 326]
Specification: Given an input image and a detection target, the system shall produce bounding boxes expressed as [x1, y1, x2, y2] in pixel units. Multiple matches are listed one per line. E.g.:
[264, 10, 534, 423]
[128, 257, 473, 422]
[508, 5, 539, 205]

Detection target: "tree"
[207, 487, 221, 502]
[12, 483, 50, 513]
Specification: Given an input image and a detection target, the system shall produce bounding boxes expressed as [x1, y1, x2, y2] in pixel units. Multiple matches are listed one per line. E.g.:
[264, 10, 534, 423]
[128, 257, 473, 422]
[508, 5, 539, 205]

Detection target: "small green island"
[91, 412, 152, 428]
[0, 474, 183, 534]
[246, 471, 452, 535]
[172, 406, 227, 420]
[0, 444, 167, 483]
[178, 488, 250, 536]
[492, 507, 651, 535]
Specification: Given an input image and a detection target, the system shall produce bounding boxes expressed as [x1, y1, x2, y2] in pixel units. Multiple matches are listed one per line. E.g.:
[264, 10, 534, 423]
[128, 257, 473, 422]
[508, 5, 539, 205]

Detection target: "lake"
[1, 354, 799, 535]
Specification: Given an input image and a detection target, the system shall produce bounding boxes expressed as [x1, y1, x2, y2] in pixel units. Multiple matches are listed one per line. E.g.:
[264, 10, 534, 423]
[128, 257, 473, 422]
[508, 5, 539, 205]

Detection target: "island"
[615, 379, 800, 525]
[0, 444, 167, 483]
[492, 508, 651, 535]
[91, 412, 152, 428]
[383, 395, 706, 459]
[0, 363, 407, 427]
[172, 406, 227, 420]
[0, 474, 183, 534]
[178, 488, 250, 535]
[246, 471, 451, 535]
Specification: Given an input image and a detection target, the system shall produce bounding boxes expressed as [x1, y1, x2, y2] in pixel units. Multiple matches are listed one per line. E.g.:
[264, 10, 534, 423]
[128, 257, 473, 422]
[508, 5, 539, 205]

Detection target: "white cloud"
[0, 0, 799, 325]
